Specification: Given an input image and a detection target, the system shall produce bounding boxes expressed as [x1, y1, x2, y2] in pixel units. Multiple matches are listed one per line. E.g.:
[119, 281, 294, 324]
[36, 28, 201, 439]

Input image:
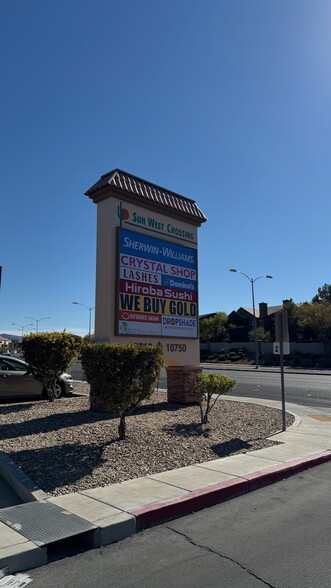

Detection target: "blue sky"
[1, 0, 331, 337]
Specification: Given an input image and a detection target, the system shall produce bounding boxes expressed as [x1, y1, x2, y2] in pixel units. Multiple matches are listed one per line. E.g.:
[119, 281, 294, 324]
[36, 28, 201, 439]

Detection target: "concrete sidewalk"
[1, 396, 331, 574]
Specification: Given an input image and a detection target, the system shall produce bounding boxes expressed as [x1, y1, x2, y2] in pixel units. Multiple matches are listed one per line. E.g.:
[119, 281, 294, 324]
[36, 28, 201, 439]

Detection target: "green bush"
[196, 373, 236, 425]
[81, 343, 164, 439]
[22, 332, 82, 401]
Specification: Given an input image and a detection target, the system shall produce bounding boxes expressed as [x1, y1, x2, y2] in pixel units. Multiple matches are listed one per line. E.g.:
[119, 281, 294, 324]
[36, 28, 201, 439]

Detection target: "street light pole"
[24, 316, 50, 333]
[229, 270, 273, 369]
[12, 323, 34, 339]
[72, 302, 95, 338]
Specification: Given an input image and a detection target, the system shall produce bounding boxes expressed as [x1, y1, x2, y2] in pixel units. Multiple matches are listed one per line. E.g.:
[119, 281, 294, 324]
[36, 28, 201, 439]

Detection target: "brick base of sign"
[166, 366, 202, 404]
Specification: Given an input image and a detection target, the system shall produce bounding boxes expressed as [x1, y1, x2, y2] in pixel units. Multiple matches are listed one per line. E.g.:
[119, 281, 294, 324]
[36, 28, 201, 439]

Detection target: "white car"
[0, 354, 74, 400]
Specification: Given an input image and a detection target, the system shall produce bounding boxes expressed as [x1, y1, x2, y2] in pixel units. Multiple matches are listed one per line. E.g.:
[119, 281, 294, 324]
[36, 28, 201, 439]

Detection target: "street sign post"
[274, 310, 289, 431]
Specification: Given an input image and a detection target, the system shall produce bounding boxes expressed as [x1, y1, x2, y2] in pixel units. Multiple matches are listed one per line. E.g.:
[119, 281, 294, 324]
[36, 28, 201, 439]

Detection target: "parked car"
[0, 354, 74, 400]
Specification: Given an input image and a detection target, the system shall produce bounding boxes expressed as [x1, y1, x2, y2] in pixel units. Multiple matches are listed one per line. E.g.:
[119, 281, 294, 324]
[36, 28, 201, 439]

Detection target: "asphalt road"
[156, 368, 331, 409]
[27, 461, 331, 587]
[72, 362, 331, 409]
[200, 367, 331, 409]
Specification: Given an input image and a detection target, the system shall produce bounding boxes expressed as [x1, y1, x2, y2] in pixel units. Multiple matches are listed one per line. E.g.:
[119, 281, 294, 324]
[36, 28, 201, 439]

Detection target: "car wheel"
[53, 380, 64, 400]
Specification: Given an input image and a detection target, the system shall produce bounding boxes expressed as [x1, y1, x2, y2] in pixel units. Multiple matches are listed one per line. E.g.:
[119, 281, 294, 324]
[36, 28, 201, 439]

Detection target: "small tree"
[22, 332, 82, 401]
[312, 283, 331, 303]
[248, 327, 272, 342]
[297, 301, 331, 344]
[81, 343, 164, 439]
[196, 373, 236, 425]
[199, 312, 229, 342]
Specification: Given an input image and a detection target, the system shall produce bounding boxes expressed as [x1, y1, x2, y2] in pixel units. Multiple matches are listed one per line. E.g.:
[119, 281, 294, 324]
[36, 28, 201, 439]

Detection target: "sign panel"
[116, 228, 198, 338]
[273, 342, 290, 355]
[117, 201, 197, 244]
[274, 310, 289, 342]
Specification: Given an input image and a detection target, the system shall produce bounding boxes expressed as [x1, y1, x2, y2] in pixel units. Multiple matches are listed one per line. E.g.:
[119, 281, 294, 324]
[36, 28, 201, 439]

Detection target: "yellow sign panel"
[119, 293, 197, 317]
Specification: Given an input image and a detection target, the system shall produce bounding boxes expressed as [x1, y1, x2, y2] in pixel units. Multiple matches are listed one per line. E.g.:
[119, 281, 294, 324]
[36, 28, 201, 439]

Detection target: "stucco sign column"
[85, 169, 207, 403]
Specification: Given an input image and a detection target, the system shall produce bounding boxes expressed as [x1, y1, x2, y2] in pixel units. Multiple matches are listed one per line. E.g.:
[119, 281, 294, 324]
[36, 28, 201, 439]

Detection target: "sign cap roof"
[85, 168, 207, 225]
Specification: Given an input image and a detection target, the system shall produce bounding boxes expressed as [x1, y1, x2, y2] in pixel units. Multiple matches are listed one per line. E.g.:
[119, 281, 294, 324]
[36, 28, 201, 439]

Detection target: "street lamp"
[12, 323, 34, 339]
[229, 269, 273, 369]
[24, 316, 50, 333]
[72, 302, 95, 337]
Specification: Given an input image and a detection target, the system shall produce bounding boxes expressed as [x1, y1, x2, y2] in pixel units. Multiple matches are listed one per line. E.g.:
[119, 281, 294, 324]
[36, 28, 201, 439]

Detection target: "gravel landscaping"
[0, 382, 294, 497]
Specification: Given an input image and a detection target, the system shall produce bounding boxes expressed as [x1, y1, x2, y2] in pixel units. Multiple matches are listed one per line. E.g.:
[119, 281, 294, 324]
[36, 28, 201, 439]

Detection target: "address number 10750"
[166, 344, 187, 352]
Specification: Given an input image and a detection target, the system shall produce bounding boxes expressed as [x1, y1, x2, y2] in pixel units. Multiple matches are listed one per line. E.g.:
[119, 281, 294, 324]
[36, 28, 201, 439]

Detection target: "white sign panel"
[273, 342, 290, 355]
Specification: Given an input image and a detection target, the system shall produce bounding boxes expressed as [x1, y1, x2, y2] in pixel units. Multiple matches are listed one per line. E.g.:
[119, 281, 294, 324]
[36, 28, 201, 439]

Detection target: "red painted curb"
[246, 450, 331, 491]
[131, 451, 331, 531]
[131, 477, 249, 531]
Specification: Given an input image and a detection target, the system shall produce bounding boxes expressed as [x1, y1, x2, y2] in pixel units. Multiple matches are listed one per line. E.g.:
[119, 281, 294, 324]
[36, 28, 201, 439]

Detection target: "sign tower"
[85, 169, 207, 402]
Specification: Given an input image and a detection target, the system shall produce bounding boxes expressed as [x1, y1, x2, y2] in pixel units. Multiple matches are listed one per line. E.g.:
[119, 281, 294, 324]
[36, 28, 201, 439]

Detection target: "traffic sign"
[273, 342, 290, 355]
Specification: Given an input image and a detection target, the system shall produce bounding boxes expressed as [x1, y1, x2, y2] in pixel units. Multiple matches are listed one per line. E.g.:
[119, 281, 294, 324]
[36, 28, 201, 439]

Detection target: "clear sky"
[1, 0, 331, 337]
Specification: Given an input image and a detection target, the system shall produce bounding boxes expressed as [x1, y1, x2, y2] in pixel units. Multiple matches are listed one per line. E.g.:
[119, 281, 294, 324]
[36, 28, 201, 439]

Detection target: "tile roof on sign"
[85, 169, 207, 224]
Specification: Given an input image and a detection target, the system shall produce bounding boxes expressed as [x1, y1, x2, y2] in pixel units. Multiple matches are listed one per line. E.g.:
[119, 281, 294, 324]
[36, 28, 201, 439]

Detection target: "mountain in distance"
[0, 333, 22, 342]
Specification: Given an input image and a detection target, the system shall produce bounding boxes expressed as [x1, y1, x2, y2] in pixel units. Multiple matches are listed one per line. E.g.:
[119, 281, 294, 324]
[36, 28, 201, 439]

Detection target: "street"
[204, 367, 331, 410]
[27, 461, 331, 587]
[155, 368, 331, 410]
[72, 361, 331, 410]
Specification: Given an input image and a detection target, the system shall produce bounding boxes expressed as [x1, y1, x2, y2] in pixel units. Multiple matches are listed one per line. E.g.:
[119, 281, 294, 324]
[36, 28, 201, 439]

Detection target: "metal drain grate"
[0, 500, 96, 546]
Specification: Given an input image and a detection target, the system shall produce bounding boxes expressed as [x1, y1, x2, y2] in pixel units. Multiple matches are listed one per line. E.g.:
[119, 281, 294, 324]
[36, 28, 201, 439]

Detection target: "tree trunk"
[47, 382, 55, 402]
[199, 402, 208, 425]
[118, 414, 126, 440]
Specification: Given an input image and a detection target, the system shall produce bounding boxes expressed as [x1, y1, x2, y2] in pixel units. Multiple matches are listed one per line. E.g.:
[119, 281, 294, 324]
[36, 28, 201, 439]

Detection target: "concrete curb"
[0, 451, 47, 503]
[130, 451, 331, 531]
[131, 477, 249, 531]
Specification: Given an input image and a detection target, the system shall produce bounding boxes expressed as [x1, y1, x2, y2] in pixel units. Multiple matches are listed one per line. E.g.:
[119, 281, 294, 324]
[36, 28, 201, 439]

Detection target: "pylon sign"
[85, 169, 207, 369]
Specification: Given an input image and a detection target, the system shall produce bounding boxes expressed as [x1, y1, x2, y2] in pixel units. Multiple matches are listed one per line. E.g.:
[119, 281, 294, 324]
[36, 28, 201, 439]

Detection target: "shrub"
[196, 373, 236, 425]
[81, 343, 164, 439]
[229, 354, 241, 362]
[22, 332, 82, 401]
[317, 356, 331, 368]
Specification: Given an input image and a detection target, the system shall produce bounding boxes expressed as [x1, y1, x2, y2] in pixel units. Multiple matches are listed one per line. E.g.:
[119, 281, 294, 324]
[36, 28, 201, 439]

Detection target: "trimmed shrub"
[196, 373, 236, 425]
[22, 332, 82, 401]
[81, 343, 164, 439]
